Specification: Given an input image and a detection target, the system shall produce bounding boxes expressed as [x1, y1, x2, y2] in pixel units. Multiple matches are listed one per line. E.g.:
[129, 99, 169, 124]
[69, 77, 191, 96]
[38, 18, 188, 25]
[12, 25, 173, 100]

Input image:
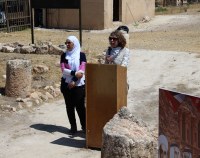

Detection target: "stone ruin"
[0, 42, 65, 55]
[5, 59, 32, 97]
[2, 58, 61, 112]
[102, 107, 157, 158]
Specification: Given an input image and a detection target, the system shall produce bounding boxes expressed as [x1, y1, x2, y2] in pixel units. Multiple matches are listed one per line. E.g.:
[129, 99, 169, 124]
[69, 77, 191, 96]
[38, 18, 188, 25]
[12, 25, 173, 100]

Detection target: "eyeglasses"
[65, 41, 72, 45]
[109, 37, 118, 41]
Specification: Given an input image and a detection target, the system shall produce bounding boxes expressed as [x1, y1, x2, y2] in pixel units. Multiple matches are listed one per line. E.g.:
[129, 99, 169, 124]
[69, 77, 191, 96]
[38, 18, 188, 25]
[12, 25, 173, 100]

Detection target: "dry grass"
[0, 8, 200, 107]
[1, 18, 200, 89]
[155, 3, 200, 15]
[0, 30, 109, 87]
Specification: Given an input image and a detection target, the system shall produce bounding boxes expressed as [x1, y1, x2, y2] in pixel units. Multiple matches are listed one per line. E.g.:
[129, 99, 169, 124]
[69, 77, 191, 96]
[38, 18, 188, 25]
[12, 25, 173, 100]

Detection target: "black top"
[60, 52, 86, 82]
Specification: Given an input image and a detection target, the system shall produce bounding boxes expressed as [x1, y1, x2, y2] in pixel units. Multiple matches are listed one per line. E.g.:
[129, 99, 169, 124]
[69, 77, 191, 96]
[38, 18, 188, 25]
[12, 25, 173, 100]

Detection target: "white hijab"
[65, 36, 80, 71]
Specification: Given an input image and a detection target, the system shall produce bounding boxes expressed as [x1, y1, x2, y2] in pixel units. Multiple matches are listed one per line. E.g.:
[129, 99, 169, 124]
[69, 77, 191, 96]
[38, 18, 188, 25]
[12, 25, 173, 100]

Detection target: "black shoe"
[81, 127, 86, 134]
[69, 126, 77, 135]
[69, 128, 77, 135]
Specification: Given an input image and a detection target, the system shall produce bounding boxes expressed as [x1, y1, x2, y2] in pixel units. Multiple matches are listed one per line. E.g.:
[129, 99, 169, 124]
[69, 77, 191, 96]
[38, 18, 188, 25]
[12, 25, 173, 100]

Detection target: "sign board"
[31, 0, 80, 9]
[159, 88, 200, 157]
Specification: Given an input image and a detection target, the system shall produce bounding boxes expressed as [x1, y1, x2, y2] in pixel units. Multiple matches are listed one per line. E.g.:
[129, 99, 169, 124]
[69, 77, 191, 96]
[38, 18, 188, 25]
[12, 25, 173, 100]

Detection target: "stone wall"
[0, 42, 64, 55]
[45, 0, 155, 30]
[121, 0, 155, 25]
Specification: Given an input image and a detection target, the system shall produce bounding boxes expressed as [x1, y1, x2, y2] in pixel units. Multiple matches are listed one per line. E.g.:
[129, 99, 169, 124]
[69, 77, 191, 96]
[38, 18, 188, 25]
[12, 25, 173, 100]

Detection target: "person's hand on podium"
[106, 55, 113, 63]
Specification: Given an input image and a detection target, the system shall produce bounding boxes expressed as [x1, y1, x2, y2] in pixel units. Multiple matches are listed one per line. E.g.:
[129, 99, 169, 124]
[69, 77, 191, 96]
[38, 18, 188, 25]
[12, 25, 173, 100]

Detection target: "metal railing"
[0, 0, 30, 32]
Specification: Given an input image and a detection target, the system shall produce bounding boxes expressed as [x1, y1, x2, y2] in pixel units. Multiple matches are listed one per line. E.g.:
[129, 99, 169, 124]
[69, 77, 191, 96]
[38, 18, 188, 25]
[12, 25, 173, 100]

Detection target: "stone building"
[37, 0, 155, 29]
[159, 89, 200, 158]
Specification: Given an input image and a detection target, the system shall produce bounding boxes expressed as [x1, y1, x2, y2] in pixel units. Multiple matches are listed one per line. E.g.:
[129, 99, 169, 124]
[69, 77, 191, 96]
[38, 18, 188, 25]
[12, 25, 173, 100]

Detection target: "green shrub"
[155, 6, 168, 12]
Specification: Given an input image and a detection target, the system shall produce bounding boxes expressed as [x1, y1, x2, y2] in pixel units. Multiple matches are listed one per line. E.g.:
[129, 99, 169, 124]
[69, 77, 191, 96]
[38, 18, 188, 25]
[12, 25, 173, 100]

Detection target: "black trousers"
[61, 78, 86, 130]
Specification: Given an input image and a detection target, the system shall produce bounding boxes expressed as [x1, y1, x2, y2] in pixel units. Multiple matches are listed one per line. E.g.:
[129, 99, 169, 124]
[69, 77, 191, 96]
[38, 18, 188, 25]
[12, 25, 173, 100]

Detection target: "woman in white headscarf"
[60, 36, 86, 134]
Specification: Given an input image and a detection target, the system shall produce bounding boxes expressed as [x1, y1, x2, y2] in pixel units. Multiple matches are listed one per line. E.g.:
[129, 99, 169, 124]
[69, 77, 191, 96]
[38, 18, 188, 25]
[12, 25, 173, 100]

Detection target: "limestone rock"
[35, 45, 49, 54]
[16, 97, 32, 103]
[102, 107, 157, 158]
[30, 92, 40, 100]
[141, 16, 151, 23]
[54, 83, 60, 88]
[20, 46, 35, 54]
[33, 65, 49, 74]
[49, 45, 64, 55]
[40, 94, 49, 101]
[45, 92, 54, 99]
[5, 59, 32, 97]
[2, 46, 15, 53]
[13, 47, 21, 53]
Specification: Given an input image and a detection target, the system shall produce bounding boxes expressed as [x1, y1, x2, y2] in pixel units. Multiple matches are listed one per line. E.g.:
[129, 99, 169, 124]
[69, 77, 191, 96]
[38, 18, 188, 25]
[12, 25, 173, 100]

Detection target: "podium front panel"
[86, 63, 127, 148]
[117, 65, 127, 109]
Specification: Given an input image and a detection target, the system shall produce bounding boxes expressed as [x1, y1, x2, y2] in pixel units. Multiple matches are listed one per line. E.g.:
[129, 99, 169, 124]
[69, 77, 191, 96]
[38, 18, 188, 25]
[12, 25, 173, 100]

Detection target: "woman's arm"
[60, 52, 74, 76]
[60, 53, 71, 74]
[74, 52, 87, 78]
[60, 53, 65, 72]
[121, 48, 130, 67]
[68, 52, 87, 80]
[104, 47, 112, 64]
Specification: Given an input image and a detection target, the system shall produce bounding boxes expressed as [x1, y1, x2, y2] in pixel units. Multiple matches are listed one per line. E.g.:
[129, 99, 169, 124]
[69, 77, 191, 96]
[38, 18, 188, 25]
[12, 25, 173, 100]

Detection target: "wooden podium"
[85, 63, 127, 148]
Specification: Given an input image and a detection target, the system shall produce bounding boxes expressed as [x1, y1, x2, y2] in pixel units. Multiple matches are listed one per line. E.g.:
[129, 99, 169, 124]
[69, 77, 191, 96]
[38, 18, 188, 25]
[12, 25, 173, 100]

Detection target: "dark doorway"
[113, 0, 119, 21]
[34, 9, 43, 27]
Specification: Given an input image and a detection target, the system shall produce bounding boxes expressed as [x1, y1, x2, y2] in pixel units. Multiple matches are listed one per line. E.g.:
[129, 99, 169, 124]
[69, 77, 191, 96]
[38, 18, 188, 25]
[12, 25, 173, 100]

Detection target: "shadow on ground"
[30, 123, 68, 134]
[30, 123, 86, 148]
[51, 137, 86, 148]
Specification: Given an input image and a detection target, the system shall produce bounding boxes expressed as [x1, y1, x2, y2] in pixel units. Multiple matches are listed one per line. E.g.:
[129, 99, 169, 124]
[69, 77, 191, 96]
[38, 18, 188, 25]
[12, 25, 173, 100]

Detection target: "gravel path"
[127, 49, 200, 131]
[1, 11, 200, 157]
[1, 48, 200, 157]
[0, 100, 101, 158]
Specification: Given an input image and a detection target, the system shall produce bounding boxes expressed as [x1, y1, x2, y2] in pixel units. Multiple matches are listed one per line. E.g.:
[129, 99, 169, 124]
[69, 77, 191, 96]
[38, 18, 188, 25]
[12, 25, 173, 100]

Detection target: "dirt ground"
[1, 10, 200, 106]
[0, 7, 200, 158]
